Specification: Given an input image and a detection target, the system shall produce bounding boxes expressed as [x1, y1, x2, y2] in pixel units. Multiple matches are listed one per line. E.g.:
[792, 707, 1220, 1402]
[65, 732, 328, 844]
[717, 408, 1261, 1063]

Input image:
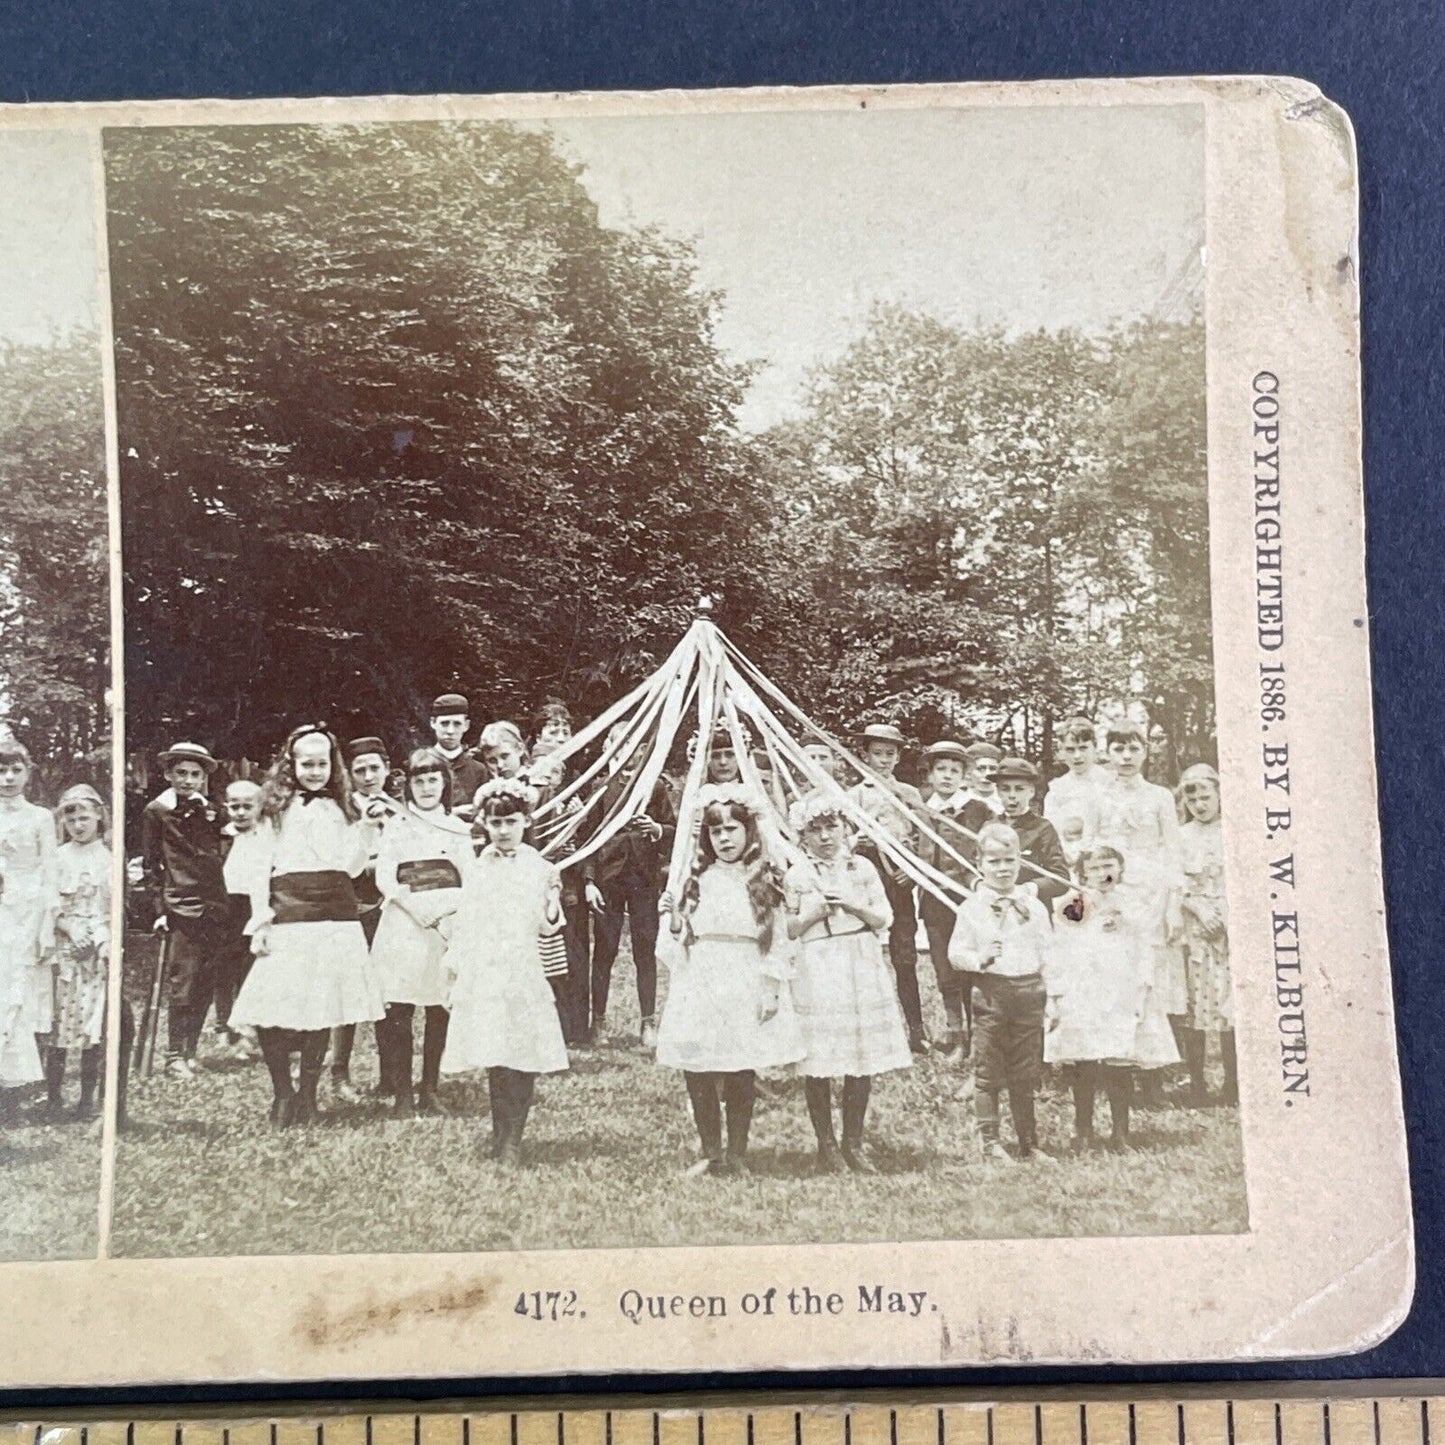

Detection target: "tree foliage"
[0, 333, 110, 789]
[761, 306, 1212, 759]
[107, 122, 1211, 769]
[109, 122, 788, 759]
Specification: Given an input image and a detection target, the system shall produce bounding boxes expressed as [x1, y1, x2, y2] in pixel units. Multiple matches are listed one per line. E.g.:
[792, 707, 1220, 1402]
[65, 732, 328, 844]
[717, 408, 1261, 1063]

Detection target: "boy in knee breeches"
[141, 742, 229, 1080]
[947, 821, 1057, 1162]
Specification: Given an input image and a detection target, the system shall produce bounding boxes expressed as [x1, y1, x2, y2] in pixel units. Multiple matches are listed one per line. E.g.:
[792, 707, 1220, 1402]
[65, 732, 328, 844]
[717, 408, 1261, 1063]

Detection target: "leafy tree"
[0, 333, 110, 791]
[759, 305, 1212, 763]
[107, 122, 784, 761]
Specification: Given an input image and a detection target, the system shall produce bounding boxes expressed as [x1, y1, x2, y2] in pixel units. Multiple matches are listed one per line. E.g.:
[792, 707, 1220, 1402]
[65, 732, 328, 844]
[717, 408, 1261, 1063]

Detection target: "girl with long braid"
[655, 784, 803, 1176]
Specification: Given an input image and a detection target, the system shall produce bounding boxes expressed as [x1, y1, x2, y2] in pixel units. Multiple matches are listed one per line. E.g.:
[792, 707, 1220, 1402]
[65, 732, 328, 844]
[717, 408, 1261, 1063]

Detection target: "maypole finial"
[696, 594, 714, 616]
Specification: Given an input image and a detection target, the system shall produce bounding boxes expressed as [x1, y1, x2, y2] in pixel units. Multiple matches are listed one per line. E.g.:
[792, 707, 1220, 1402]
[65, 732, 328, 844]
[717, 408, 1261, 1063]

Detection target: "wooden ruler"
[1, 1392, 1439, 1445]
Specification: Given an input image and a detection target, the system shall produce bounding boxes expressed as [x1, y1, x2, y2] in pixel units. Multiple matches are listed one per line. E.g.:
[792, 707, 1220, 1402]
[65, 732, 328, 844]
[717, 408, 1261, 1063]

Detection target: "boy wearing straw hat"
[141, 741, 228, 1079]
[847, 723, 927, 1054]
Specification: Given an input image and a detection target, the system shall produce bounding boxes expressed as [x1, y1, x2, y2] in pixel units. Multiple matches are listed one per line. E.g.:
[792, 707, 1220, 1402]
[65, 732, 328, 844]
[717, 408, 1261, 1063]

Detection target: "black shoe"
[392, 1093, 415, 1119]
[841, 1144, 877, 1174]
[814, 1142, 845, 1175]
[908, 1030, 930, 1056]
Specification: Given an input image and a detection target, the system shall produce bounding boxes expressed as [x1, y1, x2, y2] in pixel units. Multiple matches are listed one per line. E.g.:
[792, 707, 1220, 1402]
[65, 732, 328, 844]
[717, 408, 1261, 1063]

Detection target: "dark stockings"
[43, 1044, 104, 1119]
[486, 1066, 536, 1163]
[165, 1005, 206, 1063]
[381, 1003, 450, 1113]
[256, 1027, 328, 1125]
[1182, 1026, 1208, 1101]
[1071, 1062, 1134, 1148]
[1182, 1026, 1239, 1104]
[684, 1070, 756, 1169]
[78, 1046, 102, 1115]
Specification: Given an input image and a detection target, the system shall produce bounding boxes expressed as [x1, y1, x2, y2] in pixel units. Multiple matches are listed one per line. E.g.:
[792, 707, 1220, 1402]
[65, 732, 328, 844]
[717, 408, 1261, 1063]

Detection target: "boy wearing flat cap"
[847, 723, 927, 1053]
[994, 757, 1071, 914]
[918, 739, 994, 1057]
[429, 694, 488, 813]
[141, 741, 229, 1079]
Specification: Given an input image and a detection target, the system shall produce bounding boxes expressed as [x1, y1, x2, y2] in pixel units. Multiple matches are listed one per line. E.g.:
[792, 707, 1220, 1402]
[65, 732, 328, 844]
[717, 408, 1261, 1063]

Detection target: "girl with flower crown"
[655, 784, 804, 1176]
[229, 725, 386, 1127]
[785, 795, 912, 1173]
[441, 775, 569, 1168]
[45, 784, 112, 1120]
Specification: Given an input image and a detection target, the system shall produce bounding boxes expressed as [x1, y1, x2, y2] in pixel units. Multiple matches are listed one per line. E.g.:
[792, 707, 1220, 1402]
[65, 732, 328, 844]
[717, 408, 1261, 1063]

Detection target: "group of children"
[123, 691, 1234, 1174]
[0, 728, 112, 1124]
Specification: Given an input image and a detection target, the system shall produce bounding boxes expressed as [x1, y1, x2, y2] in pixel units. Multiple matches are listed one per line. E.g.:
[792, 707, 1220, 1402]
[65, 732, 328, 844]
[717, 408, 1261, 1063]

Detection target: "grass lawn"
[112, 932, 1248, 1258]
[0, 1093, 103, 1260]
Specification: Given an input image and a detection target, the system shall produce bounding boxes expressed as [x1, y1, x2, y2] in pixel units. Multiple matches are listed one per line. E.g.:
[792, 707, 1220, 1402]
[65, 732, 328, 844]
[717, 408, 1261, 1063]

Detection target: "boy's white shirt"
[925, 789, 968, 813]
[947, 883, 1054, 983]
[221, 825, 272, 931]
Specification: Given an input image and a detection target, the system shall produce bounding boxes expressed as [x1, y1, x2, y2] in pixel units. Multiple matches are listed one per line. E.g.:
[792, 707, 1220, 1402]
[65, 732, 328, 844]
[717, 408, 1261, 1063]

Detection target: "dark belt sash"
[395, 858, 463, 893]
[270, 870, 358, 925]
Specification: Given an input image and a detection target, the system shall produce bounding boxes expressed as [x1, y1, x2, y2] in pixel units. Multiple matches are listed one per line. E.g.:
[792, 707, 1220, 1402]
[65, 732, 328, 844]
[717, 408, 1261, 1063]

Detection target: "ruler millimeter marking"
[4, 1396, 1442, 1445]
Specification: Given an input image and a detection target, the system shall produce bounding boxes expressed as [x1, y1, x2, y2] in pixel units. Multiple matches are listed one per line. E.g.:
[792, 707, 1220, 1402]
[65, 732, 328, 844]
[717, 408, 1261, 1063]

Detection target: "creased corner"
[1247, 1229, 1413, 1354]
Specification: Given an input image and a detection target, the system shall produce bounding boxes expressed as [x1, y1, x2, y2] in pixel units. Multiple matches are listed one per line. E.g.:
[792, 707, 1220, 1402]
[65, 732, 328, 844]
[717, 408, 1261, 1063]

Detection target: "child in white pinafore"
[785, 795, 911, 1174]
[45, 785, 112, 1120]
[230, 725, 386, 1126]
[1177, 763, 1236, 1104]
[1048, 845, 1179, 1152]
[656, 785, 804, 1177]
[442, 777, 568, 1168]
[0, 731, 55, 1096]
[1094, 718, 1186, 1099]
[372, 747, 471, 1116]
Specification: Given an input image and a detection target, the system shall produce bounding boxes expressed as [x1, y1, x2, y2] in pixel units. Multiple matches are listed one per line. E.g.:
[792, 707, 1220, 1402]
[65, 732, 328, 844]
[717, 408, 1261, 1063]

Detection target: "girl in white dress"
[786, 796, 911, 1174]
[372, 748, 472, 1116]
[0, 732, 55, 1097]
[230, 725, 385, 1126]
[1178, 763, 1236, 1104]
[372, 751, 468, 1121]
[656, 785, 804, 1176]
[1049, 845, 1179, 1151]
[441, 777, 568, 1168]
[1094, 718, 1186, 1101]
[46, 785, 112, 1120]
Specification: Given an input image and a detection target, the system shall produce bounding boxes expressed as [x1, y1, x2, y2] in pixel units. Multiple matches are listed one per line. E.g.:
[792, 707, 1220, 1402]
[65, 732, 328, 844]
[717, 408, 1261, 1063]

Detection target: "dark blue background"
[2, 0, 1442, 1405]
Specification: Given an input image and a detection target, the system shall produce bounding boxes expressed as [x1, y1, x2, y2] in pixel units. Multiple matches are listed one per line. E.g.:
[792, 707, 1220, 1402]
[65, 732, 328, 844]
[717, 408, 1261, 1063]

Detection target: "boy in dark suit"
[918, 738, 993, 1058]
[846, 723, 928, 1054]
[141, 742, 229, 1080]
[994, 757, 1071, 915]
[588, 723, 676, 1050]
[429, 694, 488, 813]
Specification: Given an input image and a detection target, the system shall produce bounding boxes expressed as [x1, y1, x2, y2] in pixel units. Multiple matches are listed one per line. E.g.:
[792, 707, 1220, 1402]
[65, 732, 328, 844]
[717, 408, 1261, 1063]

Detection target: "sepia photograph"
[0, 76, 1412, 1386]
[0, 129, 113, 1260]
[102, 101, 1247, 1259]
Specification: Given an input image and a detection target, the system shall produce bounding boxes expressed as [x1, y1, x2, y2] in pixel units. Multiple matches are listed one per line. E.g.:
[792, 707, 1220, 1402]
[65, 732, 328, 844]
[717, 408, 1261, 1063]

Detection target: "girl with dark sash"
[230, 725, 385, 1126]
[371, 748, 470, 1116]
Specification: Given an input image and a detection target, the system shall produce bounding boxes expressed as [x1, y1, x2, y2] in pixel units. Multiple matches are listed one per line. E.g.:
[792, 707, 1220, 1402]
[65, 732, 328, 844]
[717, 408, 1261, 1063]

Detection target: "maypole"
[395, 605, 1072, 904]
